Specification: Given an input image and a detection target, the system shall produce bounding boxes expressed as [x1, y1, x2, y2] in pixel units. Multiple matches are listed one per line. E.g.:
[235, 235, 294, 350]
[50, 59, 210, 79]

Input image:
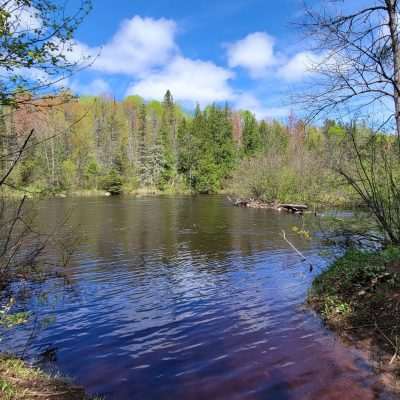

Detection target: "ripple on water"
[1, 196, 395, 399]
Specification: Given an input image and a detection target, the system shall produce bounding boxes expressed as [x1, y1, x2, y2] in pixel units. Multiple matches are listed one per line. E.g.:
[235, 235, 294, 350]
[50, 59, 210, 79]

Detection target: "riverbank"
[308, 248, 400, 393]
[1, 186, 195, 199]
[0, 355, 98, 400]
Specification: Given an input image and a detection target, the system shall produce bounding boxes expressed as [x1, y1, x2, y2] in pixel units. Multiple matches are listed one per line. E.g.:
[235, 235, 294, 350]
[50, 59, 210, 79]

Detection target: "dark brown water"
[0, 196, 394, 399]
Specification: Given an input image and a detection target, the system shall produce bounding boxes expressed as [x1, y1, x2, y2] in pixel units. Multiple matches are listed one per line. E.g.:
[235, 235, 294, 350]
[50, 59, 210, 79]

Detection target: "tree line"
[0, 90, 302, 196]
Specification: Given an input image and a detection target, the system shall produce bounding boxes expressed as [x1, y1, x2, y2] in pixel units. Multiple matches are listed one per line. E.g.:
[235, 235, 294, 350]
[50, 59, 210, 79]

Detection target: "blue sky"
[66, 0, 324, 118]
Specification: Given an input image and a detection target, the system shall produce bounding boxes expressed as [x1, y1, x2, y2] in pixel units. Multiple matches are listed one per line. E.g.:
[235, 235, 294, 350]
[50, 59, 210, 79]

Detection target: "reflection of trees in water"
[35, 196, 317, 281]
[14, 197, 389, 400]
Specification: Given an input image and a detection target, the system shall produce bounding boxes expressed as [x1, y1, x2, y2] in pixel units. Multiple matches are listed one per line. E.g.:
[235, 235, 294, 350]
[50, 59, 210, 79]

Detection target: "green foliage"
[0, 88, 387, 206]
[319, 295, 352, 320]
[85, 159, 100, 188]
[242, 111, 261, 156]
[0, 0, 92, 107]
[0, 377, 16, 400]
[312, 250, 389, 297]
[61, 159, 77, 190]
[0, 356, 100, 399]
[308, 247, 400, 361]
[192, 152, 220, 193]
[0, 299, 29, 342]
[159, 90, 177, 188]
[0, 312, 30, 329]
[180, 103, 236, 192]
[229, 141, 330, 204]
[101, 169, 123, 195]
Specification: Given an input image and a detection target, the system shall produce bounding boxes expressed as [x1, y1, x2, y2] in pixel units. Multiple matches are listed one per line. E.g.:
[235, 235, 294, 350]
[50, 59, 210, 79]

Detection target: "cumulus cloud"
[127, 56, 234, 106]
[226, 32, 325, 84]
[66, 15, 235, 106]
[0, 65, 68, 90]
[66, 20, 308, 117]
[278, 51, 323, 82]
[63, 40, 94, 65]
[234, 93, 289, 119]
[69, 16, 178, 76]
[226, 32, 277, 78]
[70, 78, 111, 96]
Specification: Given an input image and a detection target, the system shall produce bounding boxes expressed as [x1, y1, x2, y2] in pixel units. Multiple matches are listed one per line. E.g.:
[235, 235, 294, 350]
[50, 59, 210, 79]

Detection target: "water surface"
[1, 196, 393, 399]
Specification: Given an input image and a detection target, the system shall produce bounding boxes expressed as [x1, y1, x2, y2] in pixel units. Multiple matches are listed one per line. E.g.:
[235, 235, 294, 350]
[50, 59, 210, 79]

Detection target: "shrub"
[101, 169, 123, 195]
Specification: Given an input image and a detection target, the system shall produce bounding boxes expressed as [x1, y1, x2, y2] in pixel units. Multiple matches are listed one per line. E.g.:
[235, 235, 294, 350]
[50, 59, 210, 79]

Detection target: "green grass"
[308, 247, 400, 379]
[309, 248, 400, 320]
[0, 355, 102, 400]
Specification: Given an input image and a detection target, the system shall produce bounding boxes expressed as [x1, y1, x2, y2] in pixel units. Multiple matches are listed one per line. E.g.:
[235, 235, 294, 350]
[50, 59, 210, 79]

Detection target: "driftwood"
[227, 196, 274, 209]
[228, 197, 308, 214]
[277, 204, 308, 214]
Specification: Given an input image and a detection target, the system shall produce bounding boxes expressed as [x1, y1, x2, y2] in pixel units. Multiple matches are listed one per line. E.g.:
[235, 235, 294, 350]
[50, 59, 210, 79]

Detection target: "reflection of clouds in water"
[1, 196, 393, 400]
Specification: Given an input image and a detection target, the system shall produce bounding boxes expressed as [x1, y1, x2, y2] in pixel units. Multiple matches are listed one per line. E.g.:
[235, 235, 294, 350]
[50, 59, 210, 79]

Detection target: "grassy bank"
[0, 355, 99, 400]
[1, 186, 196, 199]
[308, 248, 400, 389]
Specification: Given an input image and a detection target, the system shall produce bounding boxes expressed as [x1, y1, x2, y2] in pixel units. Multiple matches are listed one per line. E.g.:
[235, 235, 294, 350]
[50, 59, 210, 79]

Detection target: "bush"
[84, 160, 100, 189]
[101, 169, 123, 195]
[60, 160, 77, 190]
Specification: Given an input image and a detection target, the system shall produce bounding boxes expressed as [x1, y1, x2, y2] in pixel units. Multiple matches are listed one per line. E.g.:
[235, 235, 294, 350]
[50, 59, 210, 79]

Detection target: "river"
[0, 195, 394, 399]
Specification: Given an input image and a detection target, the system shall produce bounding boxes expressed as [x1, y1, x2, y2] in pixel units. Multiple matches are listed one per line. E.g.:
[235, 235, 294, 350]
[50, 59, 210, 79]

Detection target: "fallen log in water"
[227, 197, 273, 209]
[227, 197, 308, 214]
[277, 204, 308, 214]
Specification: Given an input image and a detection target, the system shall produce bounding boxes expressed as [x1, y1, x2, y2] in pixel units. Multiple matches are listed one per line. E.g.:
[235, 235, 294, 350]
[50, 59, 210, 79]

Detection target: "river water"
[0, 196, 395, 399]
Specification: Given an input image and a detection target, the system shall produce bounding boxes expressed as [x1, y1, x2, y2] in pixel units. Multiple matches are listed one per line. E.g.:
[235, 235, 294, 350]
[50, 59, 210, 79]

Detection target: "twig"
[0, 129, 34, 187]
[375, 321, 399, 365]
[281, 230, 307, 261]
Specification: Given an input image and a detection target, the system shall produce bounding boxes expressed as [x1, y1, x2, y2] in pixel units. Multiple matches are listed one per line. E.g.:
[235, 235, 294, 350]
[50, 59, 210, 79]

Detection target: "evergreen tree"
[137, 103, 147, 185]
[242, 111, 261, 156]
[0, 89, 343, 199]
[159, 90, 177, 187]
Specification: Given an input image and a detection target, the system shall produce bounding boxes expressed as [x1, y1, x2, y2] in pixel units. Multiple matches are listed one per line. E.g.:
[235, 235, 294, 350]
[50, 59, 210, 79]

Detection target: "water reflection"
[0, 196, 395, 399]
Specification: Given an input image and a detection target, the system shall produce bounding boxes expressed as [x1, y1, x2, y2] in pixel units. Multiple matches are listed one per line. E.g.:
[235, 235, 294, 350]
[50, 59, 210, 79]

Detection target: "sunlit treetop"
[0, 0, 92, 108]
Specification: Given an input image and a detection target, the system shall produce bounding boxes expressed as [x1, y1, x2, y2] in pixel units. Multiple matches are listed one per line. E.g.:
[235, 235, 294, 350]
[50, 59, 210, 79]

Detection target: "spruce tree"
[138, 103, 147, 185]
[160, 90, 177, 187]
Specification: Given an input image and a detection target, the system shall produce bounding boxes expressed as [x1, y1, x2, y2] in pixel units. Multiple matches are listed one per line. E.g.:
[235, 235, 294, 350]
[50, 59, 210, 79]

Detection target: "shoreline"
[1, 187, 196, 199]
[0, 355, 98, 400]
[227, 196, 366, 212]
[307, 249, 400, 395]
[1, 189, 363, 211]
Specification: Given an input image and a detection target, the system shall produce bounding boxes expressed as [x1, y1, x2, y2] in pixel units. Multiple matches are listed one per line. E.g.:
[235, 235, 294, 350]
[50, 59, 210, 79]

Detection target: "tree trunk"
[386, 0, 400, 148]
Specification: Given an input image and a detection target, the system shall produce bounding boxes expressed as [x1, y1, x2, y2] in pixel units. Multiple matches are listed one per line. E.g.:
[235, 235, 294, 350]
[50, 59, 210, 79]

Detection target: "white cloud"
[278, 51, 323, 82]
[69, 16, 178, 76]
[66, 20, 309, 116]
[70, 78, 111, 96]
[234, 93, 289, 119]
[226, 32, 277, 78]
[64, 40, 94, 65]
[5, 0, 42, 32]
[127, 56, 234, 106]
[0, 66, 68, 90]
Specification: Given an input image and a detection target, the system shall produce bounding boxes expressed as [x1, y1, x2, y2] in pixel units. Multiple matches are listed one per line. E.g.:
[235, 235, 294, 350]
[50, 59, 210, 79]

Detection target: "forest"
[3, 0, 400, 399]
[2, 89, 360, 205]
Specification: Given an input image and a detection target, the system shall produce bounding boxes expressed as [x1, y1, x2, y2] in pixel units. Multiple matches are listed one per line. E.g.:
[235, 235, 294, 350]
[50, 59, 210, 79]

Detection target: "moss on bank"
[0, 355, 99, 400]
[308, 248, 400, 388]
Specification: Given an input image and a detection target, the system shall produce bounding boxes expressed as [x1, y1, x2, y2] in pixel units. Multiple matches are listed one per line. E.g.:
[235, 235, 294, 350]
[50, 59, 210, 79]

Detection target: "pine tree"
[159, 90, 177, 187]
